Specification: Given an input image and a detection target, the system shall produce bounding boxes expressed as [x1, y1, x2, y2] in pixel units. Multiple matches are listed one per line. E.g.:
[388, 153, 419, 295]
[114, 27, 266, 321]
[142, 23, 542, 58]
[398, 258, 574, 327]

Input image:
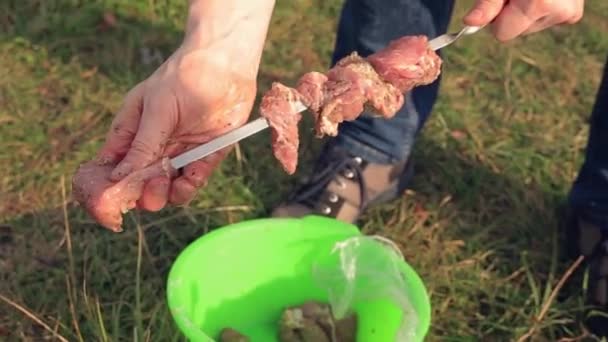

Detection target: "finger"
[137, 176, 170, 212]
[110, 93, 179, 181]
[96, 83, 145, 164]
[168, 178, 196, 206]
[169, 147, 231, 205]
[463, 0, 506, 27]
[523, 0, 582, 35]
[491, 1, 537, 42]
[567, 0, 584, 24]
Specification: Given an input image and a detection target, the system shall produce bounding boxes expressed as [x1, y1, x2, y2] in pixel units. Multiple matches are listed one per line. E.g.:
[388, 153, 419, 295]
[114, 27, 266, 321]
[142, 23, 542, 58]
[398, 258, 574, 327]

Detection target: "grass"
[1, 0, 607, 341]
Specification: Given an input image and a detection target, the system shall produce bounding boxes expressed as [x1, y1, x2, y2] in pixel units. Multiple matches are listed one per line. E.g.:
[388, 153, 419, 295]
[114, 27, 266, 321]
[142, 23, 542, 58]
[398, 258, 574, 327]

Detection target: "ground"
[1, 0, 608, 341]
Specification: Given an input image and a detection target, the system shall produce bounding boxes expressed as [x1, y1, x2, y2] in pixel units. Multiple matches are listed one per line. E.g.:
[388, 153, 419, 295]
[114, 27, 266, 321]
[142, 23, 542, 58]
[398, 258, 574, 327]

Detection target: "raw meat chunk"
[72, 157, 174, 231]
[259, 83, 304, 174]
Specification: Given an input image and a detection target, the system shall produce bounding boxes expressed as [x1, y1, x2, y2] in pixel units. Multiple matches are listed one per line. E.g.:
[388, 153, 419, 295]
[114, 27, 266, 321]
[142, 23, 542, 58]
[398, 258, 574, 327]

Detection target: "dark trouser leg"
[329, 0, 455, 164]
[565, 55, 608, 338]
[568, 55, 608, 225]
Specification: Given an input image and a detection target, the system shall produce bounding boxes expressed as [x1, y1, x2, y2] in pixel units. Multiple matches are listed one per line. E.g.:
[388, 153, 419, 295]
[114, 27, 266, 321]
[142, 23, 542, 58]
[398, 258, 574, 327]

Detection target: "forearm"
[184, 0, 276, 77]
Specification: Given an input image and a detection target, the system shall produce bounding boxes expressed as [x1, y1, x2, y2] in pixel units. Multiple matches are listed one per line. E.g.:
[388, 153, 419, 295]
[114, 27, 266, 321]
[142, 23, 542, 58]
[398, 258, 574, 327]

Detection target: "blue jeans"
[331, 0, 608, 221]
[330, 0, 454, 164]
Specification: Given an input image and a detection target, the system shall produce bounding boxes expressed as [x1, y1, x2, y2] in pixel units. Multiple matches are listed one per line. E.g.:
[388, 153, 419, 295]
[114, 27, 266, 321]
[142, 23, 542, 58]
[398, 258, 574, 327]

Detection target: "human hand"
[464, 0, 584, 41]
[96, 45, 256, 211]
[94, 0, 276, 212]
[91, 0, 274, 211]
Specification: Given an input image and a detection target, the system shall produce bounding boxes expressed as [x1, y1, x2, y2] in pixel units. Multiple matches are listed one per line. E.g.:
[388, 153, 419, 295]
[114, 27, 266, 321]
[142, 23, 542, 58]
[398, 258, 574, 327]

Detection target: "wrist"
[183, 0, 275, 77]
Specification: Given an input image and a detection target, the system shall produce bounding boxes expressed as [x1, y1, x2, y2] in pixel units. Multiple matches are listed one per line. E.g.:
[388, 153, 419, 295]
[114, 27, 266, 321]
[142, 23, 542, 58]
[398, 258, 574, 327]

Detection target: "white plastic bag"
[311, 235, 420, 341]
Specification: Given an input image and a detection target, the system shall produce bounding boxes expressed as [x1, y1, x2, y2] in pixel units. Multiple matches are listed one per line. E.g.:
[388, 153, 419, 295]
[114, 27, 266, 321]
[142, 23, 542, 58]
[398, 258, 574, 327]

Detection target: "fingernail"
[144, 179, 170, 211]
[111, 162, 132, 181]
[153, 178, 170, 195]
[169, 179, 195, 206]
[465, 8, 483, 22]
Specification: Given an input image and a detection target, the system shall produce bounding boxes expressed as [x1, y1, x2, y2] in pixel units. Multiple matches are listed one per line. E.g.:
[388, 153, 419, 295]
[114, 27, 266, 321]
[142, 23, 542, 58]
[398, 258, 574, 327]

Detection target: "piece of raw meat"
[317, 53, 404, 136]
[261, 34, 441, 172]
[296, 72, 328, 113]
[259, 82, 304, 175]
[72, 157, 174, 231]
[367, 35, 441, 93]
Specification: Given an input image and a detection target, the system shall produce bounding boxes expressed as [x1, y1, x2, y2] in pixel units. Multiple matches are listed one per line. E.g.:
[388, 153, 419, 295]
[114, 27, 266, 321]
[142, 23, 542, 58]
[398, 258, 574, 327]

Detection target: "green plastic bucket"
[166, 215, 430, 341]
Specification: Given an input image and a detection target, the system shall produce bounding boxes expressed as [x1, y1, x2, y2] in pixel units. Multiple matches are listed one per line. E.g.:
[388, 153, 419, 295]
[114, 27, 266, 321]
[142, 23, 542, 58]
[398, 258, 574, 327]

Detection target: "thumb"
[110, 93, 178, 181]
[463, 0, 506, 26]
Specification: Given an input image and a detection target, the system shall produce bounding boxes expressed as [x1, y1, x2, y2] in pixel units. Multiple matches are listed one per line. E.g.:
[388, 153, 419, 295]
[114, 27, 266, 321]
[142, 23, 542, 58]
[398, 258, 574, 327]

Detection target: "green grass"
[1, 0, 607, 341]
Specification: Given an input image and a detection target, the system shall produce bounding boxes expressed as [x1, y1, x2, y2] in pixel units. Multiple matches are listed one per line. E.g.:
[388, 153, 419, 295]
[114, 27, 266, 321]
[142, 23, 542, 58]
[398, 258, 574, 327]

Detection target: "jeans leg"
[568, 55, 608, 225]
[329, 0, 455, 164]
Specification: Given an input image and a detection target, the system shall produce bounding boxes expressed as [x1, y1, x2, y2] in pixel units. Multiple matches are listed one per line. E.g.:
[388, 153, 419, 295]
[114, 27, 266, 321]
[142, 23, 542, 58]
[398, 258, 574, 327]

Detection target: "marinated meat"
[72, 157, 174, 232]
[296, 72, 327, 113]
[260, 34, 441, 173]
[318, 53, 404, 136]
[367, 35, 441, 92]
[259, 82, 304, 175]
